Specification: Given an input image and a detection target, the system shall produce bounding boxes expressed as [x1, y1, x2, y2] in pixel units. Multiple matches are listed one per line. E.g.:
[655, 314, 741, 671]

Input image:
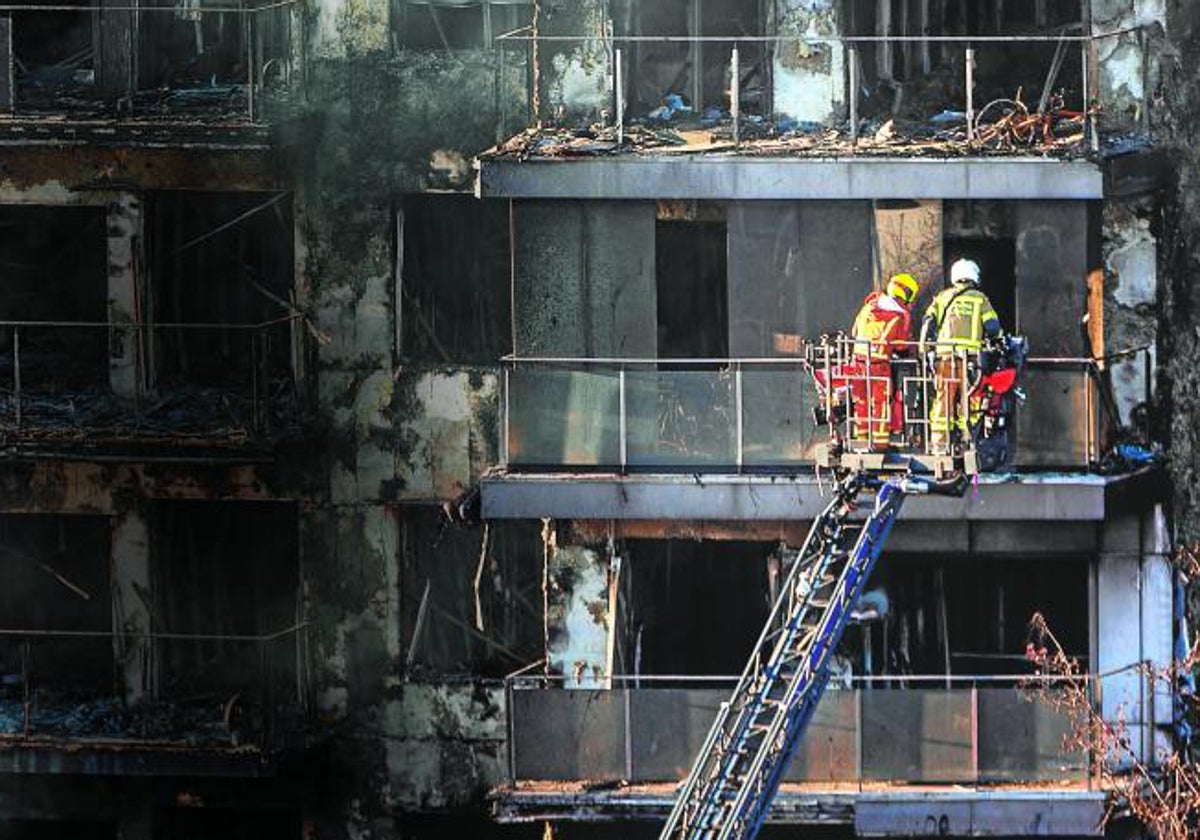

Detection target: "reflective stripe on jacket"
[922, 286, 1000, 353]
[851, 291, 911, 361]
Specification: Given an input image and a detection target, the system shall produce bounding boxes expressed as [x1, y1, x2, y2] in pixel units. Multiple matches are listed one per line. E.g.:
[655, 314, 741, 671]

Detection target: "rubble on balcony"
[0, 381, 311, 449]
[483, 98, 1096, 162]
[0, 694, 306, 749]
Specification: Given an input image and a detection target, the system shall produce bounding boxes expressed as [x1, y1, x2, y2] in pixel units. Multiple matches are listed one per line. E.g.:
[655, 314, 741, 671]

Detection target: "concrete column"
[534, 0, 611, 124]
[95, 0, 136, 101]
[1090, 0, 1162, 132]
[106, 193, 144, 400]
[111, 510, 154, 704]
[773, 0, 846, 125]
[544, 528, 621, 689]
[116, 800, 153, 840]
[1096, 505, 1173, 767]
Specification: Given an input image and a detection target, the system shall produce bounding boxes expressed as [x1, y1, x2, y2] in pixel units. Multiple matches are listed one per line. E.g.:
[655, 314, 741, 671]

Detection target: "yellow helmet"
[887, 272, 920, 305]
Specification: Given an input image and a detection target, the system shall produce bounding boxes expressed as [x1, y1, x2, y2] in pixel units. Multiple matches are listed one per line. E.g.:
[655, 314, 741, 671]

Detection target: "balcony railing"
[500, 348, 1104, 472]
[505, 669, 1156, 788]
[0, 317, 304, 447]
[3, 0, 298, 122]
[0, 623, 313, 752]
[493, 24, 1151, 153]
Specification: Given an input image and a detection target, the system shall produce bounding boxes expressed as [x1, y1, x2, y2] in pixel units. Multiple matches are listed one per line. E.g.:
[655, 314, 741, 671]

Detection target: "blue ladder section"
[659, 473, 906, 840]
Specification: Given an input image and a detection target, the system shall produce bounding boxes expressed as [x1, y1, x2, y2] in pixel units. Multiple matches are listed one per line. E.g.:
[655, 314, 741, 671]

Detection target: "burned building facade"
[0, 0, 1196, 839]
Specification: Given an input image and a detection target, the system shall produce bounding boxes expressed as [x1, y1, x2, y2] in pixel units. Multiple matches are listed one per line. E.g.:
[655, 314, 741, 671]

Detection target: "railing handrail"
[0, 0, 296, 14]
[0, 621, 310, 644]
[509, 659, 1152, 688]
[0, 316, 299, 331]
[495, 25, 1145, 45]
[500, 353, 1101, 367]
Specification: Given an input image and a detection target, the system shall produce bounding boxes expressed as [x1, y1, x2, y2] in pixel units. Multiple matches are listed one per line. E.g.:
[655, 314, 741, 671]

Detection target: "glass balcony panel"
[860, 689, 975, 782]
[741, 367, 820, 468]
[625, 369, 736, 468]
[507, 367, 621, 467]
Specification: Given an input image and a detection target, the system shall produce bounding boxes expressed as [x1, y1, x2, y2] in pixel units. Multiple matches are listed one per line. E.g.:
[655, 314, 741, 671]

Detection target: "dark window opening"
[944, 236, 1016, 331]
[11, 2, 95, 109]
[617, 0, 767, 117]
[0, 516, 113, 701]
[841, 0, 1084, 122]
[400, 194, 512, 364]
[0, 820, 116, 840]
[147, 191, 294, 390]
[154, 809, 301, 840]
[151, 501, 299, 701]
[401, 509, 543, 678]
[623, 540, 769, 677]
[0, 206, 108, 392]
[850, 554, 1089, 679]
[137, 13, 247, 93]
[656, 217, 728, 359]
[395, 1, 532, 51]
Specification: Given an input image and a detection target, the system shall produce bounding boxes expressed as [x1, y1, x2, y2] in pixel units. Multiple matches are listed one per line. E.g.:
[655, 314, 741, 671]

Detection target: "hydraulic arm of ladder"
[659, 472, 907, 840]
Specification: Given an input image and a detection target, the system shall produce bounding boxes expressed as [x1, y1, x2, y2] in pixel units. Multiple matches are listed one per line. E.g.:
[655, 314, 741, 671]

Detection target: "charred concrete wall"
[1158, 2, 1200, 541]
[276, 10, 527, 836]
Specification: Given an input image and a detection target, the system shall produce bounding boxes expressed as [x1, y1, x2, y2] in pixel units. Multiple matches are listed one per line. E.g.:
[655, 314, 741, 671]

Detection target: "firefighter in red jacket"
[848, 273, 920, 447]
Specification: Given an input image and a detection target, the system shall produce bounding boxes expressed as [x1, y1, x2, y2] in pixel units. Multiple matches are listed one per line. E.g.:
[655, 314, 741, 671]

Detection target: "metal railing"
[504, 664, 1159, 788]
[3, 0, 299, 122]
[496, 24, 1153, 151]
[500, 343, 1101, 472]
[0, 622, 313, 751]
[0, 316, 303, 444]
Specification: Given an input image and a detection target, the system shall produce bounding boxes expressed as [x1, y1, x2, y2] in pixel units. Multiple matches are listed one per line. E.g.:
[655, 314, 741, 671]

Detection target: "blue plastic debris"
[930, 110, 968, 124]
[1116, 443, 1158, 466]
[648, 93, 693, 122]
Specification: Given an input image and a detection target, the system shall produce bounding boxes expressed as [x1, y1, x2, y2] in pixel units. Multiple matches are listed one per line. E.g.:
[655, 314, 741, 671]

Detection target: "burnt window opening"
[10, 1, 95, 110]
[615, 0, 768, 118]
[0, 516, 113, 703]
[399, 194, 512, 365]
[841, 0, 1085, 123]
[394, 1, 533, 51]
[622, 540, 770, 677]
[147, 191, 294, 391]
[850, 554, 1090, 679]
[944, 236, 1016, 331]
[155, 809, 301, 840]
[0, 820, 117, 840]
[137, 12, 247, 94]
[151, 501, 299, 701]
[401, 509, 542, 678]
[656, 212, 729, 359]
[0, 206, 109, 393]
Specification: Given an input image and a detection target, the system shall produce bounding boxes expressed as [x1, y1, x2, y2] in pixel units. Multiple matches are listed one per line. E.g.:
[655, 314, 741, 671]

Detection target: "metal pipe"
[618, 367, 627, 471]
[965, 47, 976, 142]
[615, 47, 624, 144]
[12, 328, 19, 429]
[731, 47, 740, 145]
[849, 46, 859, 143]
[502, 366, 511, 468]
[735, 362, 743, 472]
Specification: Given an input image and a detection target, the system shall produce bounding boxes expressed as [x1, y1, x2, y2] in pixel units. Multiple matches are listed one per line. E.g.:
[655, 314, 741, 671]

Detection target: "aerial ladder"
[658, 333, 1028, 840]
[657, 470, 910, 840]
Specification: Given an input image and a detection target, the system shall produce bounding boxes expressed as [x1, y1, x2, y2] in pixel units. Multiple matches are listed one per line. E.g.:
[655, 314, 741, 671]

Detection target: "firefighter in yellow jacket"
[920, 258, 1005, 451]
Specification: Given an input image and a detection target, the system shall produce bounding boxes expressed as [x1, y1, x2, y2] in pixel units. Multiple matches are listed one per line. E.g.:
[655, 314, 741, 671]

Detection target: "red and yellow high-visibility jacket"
[851, 291, 912, 361]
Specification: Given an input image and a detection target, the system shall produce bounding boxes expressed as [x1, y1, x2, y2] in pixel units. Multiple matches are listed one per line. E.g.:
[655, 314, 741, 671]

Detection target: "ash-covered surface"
[0, 382, 313, 448]
[0, 696, 263, 747]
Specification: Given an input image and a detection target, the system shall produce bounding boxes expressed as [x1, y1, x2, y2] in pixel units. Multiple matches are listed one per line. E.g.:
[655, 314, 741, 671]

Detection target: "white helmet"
[949, 258, 982, 286]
